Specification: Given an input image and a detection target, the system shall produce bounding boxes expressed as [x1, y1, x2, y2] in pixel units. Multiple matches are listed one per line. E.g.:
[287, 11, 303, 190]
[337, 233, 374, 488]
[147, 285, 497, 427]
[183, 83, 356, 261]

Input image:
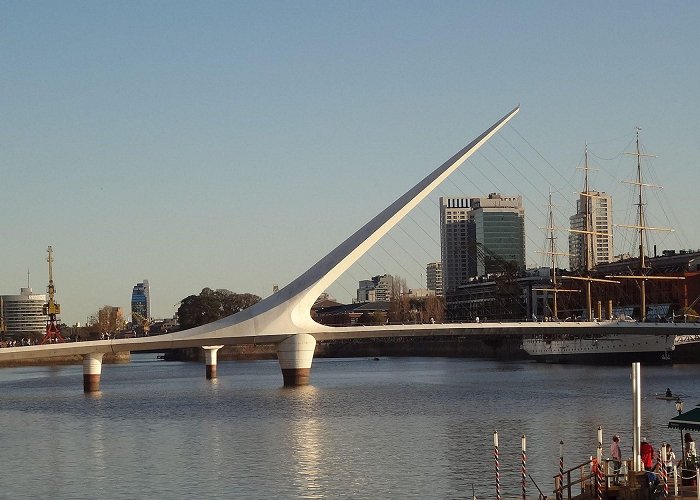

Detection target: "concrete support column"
[83, 352, 105, 393]
[203, 345, 224, 380]
[277, 334, 316, 387]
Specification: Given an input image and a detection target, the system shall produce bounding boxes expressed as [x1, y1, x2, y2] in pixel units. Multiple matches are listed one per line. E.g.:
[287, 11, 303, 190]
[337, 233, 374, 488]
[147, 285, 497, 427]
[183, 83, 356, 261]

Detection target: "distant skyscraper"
[440, 194, 525, 293]
[0, 288, 47, 339]
[471, 193, 526, 276]
[440, 197, 476, 295]
[568, 192, 613, 270]
[426, 262, 443, 297]
[131, 280, 150, 320]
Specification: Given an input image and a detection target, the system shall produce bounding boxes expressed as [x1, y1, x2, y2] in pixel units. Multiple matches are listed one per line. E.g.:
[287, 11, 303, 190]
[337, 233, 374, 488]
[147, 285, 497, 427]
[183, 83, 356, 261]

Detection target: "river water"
[0, 355, 697, 499]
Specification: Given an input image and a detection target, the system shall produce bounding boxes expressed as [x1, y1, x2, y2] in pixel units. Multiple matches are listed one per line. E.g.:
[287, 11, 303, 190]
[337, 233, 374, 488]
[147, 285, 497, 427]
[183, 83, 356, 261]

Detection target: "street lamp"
[675, 398, 685, 469]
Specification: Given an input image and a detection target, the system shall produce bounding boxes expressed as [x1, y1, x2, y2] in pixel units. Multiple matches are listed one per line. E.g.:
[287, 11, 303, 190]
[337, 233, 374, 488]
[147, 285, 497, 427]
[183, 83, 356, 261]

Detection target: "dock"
[556, 460, 699, 500]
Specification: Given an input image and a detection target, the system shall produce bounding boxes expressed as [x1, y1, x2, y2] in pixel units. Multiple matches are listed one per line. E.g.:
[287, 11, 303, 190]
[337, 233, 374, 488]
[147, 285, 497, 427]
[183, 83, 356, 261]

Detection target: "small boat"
[655, 393, 683, 400]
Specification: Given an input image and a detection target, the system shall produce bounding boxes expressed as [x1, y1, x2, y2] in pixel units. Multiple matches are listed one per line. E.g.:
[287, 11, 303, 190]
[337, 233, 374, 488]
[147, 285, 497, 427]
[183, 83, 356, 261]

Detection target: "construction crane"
[40, 246, 65, 344]
[131, 311, 150, 336]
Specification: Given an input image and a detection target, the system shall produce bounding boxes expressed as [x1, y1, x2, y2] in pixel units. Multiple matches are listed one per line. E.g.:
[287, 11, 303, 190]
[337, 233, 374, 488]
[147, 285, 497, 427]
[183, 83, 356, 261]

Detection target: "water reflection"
[0, 358, 698, 499]
[88, 415, 108, 482]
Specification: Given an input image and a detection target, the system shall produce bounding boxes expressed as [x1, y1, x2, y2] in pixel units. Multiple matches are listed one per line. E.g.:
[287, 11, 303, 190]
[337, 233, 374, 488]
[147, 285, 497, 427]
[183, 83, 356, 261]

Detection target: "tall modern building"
[426, 262, 443, 297]
[440, 197, 476, 295]
[471, 193, 526, 276]
[131, 280, 150, 320]
[440, 194, 525, 294]
[568, 192, 613, 271]
[356, 274, 393, 302]
[0, 288, 47, 339]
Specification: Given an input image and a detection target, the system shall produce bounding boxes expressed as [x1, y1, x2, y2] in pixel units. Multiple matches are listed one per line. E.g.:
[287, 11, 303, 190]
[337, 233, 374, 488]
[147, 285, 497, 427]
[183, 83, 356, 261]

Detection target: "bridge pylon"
[277, 334, 316, 386]
[202, 345, 224, 380]
[83, 352, 104, 392]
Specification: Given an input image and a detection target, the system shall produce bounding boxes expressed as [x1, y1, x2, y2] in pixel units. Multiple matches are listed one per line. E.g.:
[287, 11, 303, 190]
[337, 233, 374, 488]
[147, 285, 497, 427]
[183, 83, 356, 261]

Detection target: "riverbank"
[0, 350, 131, 367]
[161, 335, 528, 362]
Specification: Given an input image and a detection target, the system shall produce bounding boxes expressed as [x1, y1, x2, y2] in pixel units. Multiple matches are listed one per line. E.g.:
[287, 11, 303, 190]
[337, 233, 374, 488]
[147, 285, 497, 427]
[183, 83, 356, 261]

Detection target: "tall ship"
[522, 130, 680, 364]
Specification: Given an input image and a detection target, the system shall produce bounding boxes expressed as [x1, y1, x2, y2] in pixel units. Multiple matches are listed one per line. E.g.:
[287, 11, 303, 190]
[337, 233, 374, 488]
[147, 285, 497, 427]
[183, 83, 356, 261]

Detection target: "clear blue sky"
[2, 1, 699, 325]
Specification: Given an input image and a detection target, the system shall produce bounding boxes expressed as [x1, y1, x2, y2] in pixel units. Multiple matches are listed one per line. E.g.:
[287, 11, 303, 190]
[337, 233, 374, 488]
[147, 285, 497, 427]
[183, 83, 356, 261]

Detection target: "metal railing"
[553, 458, 595, 499]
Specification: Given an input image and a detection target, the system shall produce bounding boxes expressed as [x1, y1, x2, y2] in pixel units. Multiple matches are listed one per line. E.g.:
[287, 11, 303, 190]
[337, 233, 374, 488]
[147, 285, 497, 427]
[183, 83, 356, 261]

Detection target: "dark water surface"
[0, 355, 697, 499]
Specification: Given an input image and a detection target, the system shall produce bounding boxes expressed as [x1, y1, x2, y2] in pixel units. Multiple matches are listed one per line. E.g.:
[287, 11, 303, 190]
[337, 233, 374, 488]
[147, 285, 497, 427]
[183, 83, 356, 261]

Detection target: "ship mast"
[533, 188, 578, 319]
[609, 127, 680, 321]
[635, 128, 649, 317]
[583, 145, 593, 318]
[564, 144, 619, 320]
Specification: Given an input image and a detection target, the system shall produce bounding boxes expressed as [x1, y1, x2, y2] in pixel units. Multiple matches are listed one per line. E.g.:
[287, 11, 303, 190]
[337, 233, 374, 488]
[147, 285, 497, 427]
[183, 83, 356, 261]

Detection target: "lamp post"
[675, 398, 684, 469]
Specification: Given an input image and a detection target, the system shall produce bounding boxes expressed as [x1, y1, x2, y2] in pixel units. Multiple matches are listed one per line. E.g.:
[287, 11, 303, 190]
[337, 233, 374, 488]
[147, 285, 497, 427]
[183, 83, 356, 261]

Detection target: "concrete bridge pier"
[202, 345, 224, 380]
[277, 334, 316, 386]
[83, 352, 104, 392]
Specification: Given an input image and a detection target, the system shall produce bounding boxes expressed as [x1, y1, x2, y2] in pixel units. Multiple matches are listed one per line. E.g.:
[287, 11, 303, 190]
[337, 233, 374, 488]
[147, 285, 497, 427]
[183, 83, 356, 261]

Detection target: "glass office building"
[131, 280, 150, 320]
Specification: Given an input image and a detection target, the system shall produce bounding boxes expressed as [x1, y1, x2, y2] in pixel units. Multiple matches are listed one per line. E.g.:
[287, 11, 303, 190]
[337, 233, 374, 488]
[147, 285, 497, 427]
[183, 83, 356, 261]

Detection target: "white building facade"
[0, 288, 47, 339]
[568, 191, 613, 270]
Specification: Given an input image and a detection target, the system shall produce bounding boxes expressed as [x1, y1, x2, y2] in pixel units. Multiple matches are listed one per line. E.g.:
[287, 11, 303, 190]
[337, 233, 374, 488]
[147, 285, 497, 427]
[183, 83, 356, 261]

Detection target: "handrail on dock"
[529, 473, 548, 499]
[553, 458, 596, 499]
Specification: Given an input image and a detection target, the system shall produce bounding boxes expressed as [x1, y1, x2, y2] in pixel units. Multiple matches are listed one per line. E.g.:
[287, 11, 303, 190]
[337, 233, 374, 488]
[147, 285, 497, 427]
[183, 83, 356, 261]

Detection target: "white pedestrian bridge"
[1, 106, 695, 391]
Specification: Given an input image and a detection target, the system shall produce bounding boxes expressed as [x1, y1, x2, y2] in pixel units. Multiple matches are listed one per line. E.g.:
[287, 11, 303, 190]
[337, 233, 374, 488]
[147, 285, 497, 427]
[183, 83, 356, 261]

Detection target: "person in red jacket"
[641, 437, 655, 471]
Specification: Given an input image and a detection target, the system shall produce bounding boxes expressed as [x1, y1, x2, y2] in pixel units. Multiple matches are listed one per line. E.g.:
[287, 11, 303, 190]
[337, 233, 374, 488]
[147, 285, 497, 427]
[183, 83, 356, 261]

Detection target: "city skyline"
[3, 3, 699, 325]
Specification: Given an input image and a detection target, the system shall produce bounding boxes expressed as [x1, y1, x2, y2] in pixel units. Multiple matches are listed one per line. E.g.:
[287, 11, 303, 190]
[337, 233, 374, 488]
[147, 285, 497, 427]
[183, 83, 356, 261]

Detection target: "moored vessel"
[522, 130, 681, 364]
[521, 329, 674, 364]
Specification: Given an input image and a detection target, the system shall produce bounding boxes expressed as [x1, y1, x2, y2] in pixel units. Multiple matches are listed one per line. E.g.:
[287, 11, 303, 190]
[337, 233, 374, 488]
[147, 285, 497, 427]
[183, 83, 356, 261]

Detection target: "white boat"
[521, 329, 675, 364]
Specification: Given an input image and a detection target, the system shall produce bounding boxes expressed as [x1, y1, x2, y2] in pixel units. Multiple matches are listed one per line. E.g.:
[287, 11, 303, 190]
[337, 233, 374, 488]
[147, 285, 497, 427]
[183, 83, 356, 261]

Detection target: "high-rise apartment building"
[0, 288, 47, 339]
[426, 262, 443, 297]
[440, 194, 526, 294]
[568, 192, 613, 270]
[440, 197, 476, 295]
[131, 280, 150, 320]
[356, 274, 393, 302]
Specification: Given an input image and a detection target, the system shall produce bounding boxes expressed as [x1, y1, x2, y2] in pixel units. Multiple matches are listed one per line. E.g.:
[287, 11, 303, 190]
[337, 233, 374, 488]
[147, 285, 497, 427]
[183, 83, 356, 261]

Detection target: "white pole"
[521, 434, 527, 500]
[632, 362, 642, 472]
[674, 464, 678, 497]
[696, 466, 699, 500]
[662, 443, 668, 497]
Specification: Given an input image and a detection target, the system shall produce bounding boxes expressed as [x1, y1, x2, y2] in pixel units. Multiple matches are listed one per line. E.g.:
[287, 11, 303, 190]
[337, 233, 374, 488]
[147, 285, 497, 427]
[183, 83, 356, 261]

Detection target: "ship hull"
[521, 334, 674, 365]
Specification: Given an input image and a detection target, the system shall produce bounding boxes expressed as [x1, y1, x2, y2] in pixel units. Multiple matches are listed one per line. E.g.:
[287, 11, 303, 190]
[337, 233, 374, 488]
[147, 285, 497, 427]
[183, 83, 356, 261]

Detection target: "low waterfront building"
[0, 288, 47, 339]
[445, 270, 554, 322]
[591, 249, 700, 319]
[312, 301, 390, 326]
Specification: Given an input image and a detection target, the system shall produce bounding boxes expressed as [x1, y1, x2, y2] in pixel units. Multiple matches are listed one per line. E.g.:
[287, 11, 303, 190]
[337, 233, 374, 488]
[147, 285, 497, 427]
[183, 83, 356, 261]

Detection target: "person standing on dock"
[610, 435, 622, 485]
[641, 438, 655, 471]
[665, 445, 676, 477]
[684, 433, 696, 465]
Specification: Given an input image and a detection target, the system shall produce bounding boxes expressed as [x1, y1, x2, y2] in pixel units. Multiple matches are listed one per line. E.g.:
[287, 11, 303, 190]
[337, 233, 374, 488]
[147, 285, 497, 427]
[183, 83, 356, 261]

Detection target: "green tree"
[177, 288, 261, 330]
